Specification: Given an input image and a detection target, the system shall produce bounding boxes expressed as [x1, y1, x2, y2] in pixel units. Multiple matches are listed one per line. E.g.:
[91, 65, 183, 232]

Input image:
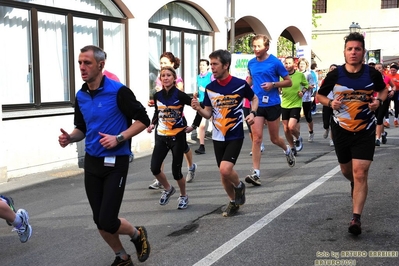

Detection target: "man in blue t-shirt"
[245, 34, 295, 187]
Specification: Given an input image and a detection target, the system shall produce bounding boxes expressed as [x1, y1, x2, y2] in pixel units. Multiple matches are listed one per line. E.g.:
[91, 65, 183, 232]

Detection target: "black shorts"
[281, 107, 301, 122]
[257, 105, 282, 121]
[331, 121, 376, 164]
[213, 139, 243, 167]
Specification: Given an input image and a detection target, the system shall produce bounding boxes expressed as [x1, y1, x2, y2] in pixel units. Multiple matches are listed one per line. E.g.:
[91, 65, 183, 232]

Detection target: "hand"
[245, 114, 255, 126]
[185, 126, 194, 133]
[368, 97, 380, 112]
[58, 128, 71, 148]
[298, 91, 304, 98]
[191, 94, 200, 110]
[98, 132, 118, 149]
[147, 124, 155, 133]
[148, 100, 155, 107]
[260, 82, 273, 91]
[388, 90, 394, 98]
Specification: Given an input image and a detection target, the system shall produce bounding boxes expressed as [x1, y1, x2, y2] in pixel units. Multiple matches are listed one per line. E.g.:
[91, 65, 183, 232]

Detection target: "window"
[381, 0, 399, 8]
[314, 0, 327, 13]
[0, 0, 126, 111]
[148, 2, 214, 97]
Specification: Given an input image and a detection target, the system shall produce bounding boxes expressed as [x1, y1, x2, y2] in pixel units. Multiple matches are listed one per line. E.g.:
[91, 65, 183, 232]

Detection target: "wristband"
[250, 110, 257, 116]
[328, 99, 332, 108]
[377, 98, 383, 106]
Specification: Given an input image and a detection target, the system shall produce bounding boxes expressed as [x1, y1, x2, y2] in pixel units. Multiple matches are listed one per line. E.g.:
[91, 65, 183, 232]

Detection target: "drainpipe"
[230, 0, 235, 53]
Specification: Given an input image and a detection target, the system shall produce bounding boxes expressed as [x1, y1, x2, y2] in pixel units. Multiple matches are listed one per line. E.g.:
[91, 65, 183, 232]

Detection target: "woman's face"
[160, 57, 173, 68]
[160, 69, 176, 88]
[298, 61, 307, 71]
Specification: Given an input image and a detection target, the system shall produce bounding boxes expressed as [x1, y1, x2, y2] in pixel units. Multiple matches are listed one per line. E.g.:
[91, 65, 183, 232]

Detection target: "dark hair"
[209, 49, 231, 71]
[160, 52, 181, 69]
[199, 59, 210, 66]
[310, 63, 317, 70]
[330, 64, 338, 68]
[344, 32, 365, 50]
[80, 45, 106, 62]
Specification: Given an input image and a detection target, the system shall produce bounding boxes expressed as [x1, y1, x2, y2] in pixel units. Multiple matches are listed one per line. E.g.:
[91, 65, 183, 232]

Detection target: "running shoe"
[222, 202, 240, 217]
[294, 136, 303, 151]
[285, 146, 295, 167]
[177, 195, 189, 209]
[348, 218, 362, 235]
[323, 128, 329, 139]
[186, 163, 197, 183]
[131, 226, 150, 262]
[1, 195, 16, 226]
[308, 133, 314, 143]
[383, 121, 390, 128]
[291, 147, 297, 156]
[194, 145, 205, 154]
[382, 132, 388, 144]
[245, 171, 261, 186]
[148, 179, 164, 190]
[13, 209, 32, 243]
[395, 120, 399, 127]
[234, 181, 246, 205]
[111, 255, 134, 266]
[250, 143, 265, 156]
[159, 186, 176, 205]
[375, 139, 381, 146]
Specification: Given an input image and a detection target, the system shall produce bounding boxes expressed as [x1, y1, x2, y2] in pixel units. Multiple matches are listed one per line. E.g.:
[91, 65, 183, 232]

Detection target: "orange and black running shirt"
[203, 75, 254, 141]
[318, 64, 385, 132]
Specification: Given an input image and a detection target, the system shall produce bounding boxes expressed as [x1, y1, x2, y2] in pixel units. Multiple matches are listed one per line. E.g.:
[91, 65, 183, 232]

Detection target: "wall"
[312, 0, 399, 69]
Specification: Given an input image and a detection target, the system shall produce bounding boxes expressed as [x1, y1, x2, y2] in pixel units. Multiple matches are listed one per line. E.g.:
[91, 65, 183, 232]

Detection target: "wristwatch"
[376, 98, 383, 106]
[250, 110, 257, 116]
[272, 82, 276, 87]
[116, 134, 124, 143]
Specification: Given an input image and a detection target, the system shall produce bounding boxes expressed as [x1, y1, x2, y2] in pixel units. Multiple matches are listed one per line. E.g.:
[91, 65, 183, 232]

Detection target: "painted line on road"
[193, 165, 341, 266]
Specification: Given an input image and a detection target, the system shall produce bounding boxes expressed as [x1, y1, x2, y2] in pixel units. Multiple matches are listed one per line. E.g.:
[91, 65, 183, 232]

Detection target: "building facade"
[312, 0, 399, 69]
[0, 0, 312, 181]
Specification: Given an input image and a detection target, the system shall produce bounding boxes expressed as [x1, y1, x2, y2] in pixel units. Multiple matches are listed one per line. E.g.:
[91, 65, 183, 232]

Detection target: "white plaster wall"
[312, 0, 399, 69]
[0, 0, 312, 180]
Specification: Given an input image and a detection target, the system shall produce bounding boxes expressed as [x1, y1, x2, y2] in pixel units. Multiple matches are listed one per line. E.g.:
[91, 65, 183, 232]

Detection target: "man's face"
[344, 41, 365, 65]
[210, 57, 228, 80]
[78, 50, 103, 83]
[284, 58, 295, 72]
[252, 39, 268, 59]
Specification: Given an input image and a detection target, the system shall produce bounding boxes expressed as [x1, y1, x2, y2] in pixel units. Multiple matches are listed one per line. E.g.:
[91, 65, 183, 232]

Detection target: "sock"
[385, 118, 389, 122]
[353, 213, 361, 221]
[115, 249, 128, 260]
[11, 214, 22, 228]
[236, 181, 242, 188]
[189, 165, 195, 171]
[200, 144, 205, 148]
[254, 169, 260, 177]
[309, 130, 314, 134]
[130, 227, 140, 242]
[285, 147, 291, 154]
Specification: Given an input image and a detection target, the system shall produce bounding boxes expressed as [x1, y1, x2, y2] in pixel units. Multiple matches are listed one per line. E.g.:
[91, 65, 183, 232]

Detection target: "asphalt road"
[1, 112, 399, 266]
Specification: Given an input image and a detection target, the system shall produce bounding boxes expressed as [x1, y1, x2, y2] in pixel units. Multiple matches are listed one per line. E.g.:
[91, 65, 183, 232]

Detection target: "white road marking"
[193, 165, 341, 266]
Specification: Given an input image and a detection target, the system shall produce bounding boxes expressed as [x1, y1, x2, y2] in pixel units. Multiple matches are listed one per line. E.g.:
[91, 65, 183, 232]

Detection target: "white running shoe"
[186, 163, 197, 183]
[13, 209, 32, 243]
[148, 179, 164, 190]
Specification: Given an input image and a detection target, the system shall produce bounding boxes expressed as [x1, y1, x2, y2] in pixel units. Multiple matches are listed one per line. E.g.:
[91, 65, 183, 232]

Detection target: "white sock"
[11, 214, 22, 228]
[254, 169, 260, 176]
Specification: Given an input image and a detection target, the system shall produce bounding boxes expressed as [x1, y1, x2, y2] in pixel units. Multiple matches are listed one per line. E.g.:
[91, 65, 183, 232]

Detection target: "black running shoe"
[234, 182, 246, 205]
[382, 132, 388, 144]
[111, 255, 134, 266]
[222, 202, 240, 217]
[131, 226, 150, 262]
[348, 219, 361, 235]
